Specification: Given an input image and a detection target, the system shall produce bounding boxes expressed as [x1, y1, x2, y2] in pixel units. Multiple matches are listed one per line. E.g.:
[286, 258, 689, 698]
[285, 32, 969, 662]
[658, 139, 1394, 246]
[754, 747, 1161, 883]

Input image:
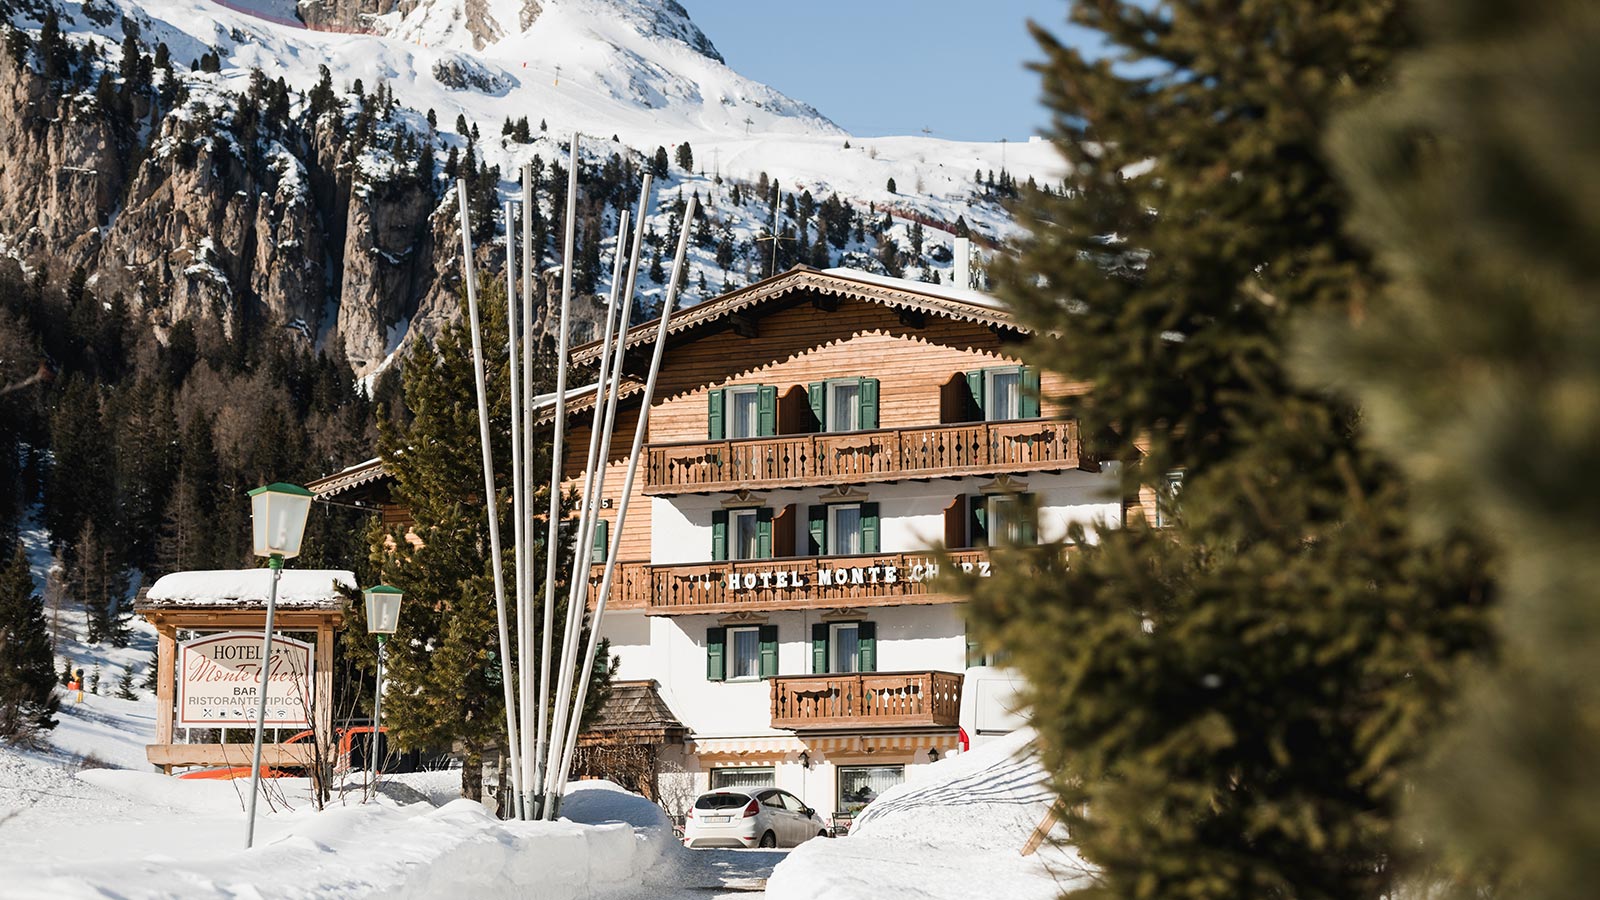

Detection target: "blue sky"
[680, 0, 1075, 142]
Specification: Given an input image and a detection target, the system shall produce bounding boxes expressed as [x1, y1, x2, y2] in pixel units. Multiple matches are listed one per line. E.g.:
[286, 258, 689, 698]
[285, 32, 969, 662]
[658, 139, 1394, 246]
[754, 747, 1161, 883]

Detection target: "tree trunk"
[460, 749, 482, 802]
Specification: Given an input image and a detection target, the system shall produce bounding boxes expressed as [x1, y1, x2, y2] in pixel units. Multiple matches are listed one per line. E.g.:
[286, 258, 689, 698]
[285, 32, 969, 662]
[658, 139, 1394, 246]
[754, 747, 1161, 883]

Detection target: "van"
[957, 665, 1028, 752]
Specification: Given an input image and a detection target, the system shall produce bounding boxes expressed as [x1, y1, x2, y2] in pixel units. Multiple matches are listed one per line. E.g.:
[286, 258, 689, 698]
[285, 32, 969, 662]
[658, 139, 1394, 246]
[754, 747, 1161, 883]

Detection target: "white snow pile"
[766, 729, 1094, 900]
[144, 569, 356, 607]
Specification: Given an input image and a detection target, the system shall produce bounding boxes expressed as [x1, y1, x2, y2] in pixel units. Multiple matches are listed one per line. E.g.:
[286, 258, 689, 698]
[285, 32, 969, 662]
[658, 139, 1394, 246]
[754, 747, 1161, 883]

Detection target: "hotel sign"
[177, 632, 314, 727]
[714, 557, 993, 593]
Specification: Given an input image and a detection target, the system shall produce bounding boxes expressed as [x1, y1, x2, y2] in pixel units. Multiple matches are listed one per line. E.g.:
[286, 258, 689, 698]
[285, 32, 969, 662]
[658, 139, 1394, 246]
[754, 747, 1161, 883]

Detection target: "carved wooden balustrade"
[644, 419, 1088, 495]
[770, 671, 963, 730]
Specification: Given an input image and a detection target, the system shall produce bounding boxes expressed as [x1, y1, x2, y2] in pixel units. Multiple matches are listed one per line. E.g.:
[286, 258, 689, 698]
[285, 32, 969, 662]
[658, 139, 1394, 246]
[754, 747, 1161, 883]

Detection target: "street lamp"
[244, 482, 313, 850]
[362, 585, 404, 796]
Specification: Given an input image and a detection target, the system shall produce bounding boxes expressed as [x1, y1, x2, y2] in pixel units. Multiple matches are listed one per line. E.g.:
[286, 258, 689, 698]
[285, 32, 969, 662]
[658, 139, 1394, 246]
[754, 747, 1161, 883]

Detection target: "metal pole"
[369, 636, 385, 800]
[457, 177, 524, 816]
[533, 134, 581, 818]
[245, 557, 283, 849]
[550, 195, 697, 816]
[503, 199, 528, 822]
[519, 164, 537, 819]
[542, 186, 650, 807]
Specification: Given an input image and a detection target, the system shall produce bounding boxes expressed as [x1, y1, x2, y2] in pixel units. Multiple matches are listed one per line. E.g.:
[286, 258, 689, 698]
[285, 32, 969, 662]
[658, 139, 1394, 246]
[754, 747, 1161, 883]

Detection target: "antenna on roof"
[754, 192, 796, 279]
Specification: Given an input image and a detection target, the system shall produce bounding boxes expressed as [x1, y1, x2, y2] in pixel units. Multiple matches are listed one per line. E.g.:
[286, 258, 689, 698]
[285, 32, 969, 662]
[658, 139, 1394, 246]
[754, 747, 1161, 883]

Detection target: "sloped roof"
[139, 569, 355, 610]
[306, 457, 386, 499]
[570, 266, 1021, 365]
[585, 680, 686, 734]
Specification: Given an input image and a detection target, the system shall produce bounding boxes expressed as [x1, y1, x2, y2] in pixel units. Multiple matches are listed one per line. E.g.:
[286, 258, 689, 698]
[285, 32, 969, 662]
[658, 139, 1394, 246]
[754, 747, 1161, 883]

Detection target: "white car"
[958, 665, 1027, 752]
[683, 787, 830, 849]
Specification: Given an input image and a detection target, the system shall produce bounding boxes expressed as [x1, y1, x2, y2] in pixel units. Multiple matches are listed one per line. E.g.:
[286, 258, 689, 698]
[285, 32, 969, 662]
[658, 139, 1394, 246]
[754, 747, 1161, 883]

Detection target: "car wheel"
[818, 829, 829, 839]
[759, 830, 777, 848]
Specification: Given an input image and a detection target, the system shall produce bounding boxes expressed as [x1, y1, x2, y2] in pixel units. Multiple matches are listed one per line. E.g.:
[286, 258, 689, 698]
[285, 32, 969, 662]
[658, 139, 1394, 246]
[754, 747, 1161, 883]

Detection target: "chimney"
[953, 237, 971, 290]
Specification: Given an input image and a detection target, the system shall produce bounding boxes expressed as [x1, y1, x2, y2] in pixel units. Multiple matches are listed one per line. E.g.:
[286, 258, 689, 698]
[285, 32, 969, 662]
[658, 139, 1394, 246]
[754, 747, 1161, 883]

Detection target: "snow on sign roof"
[143, 570, 356, 608]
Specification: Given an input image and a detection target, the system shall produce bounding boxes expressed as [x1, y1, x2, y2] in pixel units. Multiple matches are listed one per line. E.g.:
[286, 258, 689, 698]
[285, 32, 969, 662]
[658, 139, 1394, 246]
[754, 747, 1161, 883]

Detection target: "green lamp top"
[365, 584, 405, 596]
[249, 482, 315, 497]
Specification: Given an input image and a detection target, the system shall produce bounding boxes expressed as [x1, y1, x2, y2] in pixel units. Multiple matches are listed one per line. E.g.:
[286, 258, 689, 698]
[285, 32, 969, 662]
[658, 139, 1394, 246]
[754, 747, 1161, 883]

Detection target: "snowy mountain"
[0, 0, 1061, 375]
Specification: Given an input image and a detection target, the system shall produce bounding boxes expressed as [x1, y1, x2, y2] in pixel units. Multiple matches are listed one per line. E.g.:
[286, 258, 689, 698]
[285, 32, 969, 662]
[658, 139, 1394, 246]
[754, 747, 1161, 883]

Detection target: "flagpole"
[457, 178, 523, 817]
[502, 198, 528, 822]
[519, 164, 537, 819]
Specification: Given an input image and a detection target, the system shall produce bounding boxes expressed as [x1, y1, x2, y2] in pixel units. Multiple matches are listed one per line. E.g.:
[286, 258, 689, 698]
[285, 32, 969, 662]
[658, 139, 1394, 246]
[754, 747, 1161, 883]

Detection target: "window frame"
[827, 503, 863, 556]
[830, 622, 861, 674]
[726, 625, 763, 681]
[836, 764, 904, 814]
[711, 766, 775, 791]
[730, 508, 761, 561]
[985, 368, 1022, 421]
[826, 379, 862, 433]
[726, 385, 761, 439]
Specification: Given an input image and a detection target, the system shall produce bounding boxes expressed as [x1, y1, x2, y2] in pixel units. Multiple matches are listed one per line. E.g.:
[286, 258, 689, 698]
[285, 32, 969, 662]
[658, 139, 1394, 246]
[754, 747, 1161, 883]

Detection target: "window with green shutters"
[964, 366, 1040, 421]
[807, 378, 880, 432]
[708, 385, 778, 438]
[712, 508, 773, 561]
[808, 502, 879, 556]
[707, 624, 778, 681]
[590, 519, 608, 564]
[971, 493, 1037, 546]
[811, 620, 877, 673]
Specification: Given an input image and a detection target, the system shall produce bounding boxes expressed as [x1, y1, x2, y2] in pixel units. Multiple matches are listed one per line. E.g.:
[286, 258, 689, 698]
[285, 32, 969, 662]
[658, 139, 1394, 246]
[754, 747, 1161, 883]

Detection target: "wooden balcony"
[645, 419, 1089, 495]
[589, 549, 991, 615]
[771, 671, 963, 731]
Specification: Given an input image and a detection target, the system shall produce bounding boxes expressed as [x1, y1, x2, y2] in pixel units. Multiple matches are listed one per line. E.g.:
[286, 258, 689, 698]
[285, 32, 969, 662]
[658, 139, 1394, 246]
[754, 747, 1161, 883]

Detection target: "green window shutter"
[965, 369, 986, 420]
[966, 632, 985, 668]
[811, 623, 829, 674]
[706, 627, 727, 681]
[970, 495, 988, 546]
[757, 385, 778, 436]
[1020, 366, 1040, 419]
[857, 621, 877, 672]
[808, 381, 826, 431]
[708, 388, 726, 439]
[591, 519, 608, 564]
[759, 625, 779, 679]
[711, 509, 728, 561]
[858, 377, 880, 430]
[1020, 492, 1038, 544]
[861, 502, 880, 553]
[756, 507, 773, 559]
[808, 505, 827, 556]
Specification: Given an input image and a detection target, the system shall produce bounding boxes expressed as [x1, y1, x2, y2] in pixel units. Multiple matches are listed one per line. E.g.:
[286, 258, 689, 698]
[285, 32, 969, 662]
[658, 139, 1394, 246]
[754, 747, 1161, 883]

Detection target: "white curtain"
[831, 505, 862, 555]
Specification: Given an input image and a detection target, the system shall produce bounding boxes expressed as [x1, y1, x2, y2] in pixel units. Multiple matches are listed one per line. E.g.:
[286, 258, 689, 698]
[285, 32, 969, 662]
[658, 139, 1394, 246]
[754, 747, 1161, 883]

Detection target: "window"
[969, 493, 1037, 547]
[837, 765, 903, 814]
[1154, 470, 1185, 528]
[780, 792, 808, 813]
[811, 621, 876, 674]
[987, 369, 1021, 421]
[829, 504, 863, 556]
[808, 503, 879, 556]
[965, 366, 1039, 421]
[713, 508, 772, 561]
[830, 623, 860, 674]
[707, 625, 778, 682]
[728, 626, 761, 680]
[712, 767, 774, 791]
[732, 509, 761, 561]
[809, 378, 879, 433]
[828, 381, 860, 432]
[728, 386, 760, 439]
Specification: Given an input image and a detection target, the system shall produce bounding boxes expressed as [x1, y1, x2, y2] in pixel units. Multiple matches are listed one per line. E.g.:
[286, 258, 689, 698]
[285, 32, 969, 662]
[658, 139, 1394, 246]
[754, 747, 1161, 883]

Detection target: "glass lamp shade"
[248, 483, 314, 559]
[363, 585, 405, 635]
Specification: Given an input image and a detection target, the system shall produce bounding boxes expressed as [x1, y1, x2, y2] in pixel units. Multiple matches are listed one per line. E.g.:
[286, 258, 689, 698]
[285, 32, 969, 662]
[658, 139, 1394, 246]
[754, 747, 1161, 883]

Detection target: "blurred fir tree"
[0, 542, 58, 739]
[1308, 2, 1600, 897]
[960, 2, 1496, 898]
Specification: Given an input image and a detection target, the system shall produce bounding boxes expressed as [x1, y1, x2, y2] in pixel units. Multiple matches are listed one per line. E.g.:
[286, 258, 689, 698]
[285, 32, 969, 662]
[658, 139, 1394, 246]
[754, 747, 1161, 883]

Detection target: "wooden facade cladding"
[645, 418, 1090, 495]
[587, 549, 992, 615]
[770, 671, 963, 731]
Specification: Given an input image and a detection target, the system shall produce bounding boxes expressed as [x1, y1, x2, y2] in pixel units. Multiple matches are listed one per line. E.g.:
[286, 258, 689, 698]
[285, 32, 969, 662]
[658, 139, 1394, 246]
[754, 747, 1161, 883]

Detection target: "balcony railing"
[645, 419, 1088, 495]
[588, 549, 991, 615]
[770, 671, 963, 730]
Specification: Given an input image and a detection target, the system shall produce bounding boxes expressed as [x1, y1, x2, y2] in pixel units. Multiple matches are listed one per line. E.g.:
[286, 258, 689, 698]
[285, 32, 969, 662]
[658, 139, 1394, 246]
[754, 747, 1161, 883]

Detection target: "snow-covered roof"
[531, 382, 601, 412]
[307, 457, 388, 498]
[142, 569, 356, 609]
[571, 265, 1020, 366]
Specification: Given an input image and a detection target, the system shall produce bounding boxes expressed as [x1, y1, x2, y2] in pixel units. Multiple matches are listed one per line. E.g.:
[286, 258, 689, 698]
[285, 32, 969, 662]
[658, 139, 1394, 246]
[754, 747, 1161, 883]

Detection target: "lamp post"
[244, 482, 313, 850]
[362, 585, 404, 797]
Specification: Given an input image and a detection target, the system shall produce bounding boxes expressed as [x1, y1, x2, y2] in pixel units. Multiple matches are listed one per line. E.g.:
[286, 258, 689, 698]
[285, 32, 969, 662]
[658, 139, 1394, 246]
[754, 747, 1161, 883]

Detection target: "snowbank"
[765, 729, 1093, 900]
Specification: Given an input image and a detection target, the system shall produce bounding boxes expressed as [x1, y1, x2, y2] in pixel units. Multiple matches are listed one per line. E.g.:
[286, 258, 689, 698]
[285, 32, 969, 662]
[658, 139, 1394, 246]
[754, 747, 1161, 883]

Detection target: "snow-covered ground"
[765, 729, 1094, 900]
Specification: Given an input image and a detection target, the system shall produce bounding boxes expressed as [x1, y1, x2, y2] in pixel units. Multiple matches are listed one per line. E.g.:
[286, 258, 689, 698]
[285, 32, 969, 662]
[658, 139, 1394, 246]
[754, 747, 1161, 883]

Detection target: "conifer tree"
[0, 543, 57, 739]
[961, 4, 1494, 899]
[651, 146, 669, 179]
[1306, 3, 1600, 896]
[369, 282, 612, 801]
[675, 141, 693, 172]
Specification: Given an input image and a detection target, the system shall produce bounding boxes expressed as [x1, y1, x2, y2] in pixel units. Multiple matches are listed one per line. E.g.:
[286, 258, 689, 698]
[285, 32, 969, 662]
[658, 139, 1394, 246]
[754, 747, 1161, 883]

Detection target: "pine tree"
[675, 141, 694, 172]
[885, 177, 896, 194]
[89, 665, 101, 695]
[651, 146, 669, 179]
[71, 521, 129, 647]
[1306, 4, 1600, 896]
[370, 282, 612, 802]
[115, 666, 136, 700]
[0, 543, 58, 739]
[961, 4, 1494, 900]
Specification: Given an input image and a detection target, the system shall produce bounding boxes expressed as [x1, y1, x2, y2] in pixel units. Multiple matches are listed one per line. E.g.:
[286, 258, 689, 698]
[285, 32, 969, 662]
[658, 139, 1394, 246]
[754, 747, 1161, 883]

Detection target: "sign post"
[177, 632, 315, 728]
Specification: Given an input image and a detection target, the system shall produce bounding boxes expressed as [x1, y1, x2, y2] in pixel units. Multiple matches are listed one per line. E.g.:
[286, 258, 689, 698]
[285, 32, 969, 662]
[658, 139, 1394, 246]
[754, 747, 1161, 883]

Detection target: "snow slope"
[766, 729, 1094, 900]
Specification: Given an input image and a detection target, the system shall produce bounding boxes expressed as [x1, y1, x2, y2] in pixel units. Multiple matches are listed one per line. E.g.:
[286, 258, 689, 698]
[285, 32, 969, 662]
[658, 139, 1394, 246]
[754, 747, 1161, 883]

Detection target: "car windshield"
[694, 792, 751, 810]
